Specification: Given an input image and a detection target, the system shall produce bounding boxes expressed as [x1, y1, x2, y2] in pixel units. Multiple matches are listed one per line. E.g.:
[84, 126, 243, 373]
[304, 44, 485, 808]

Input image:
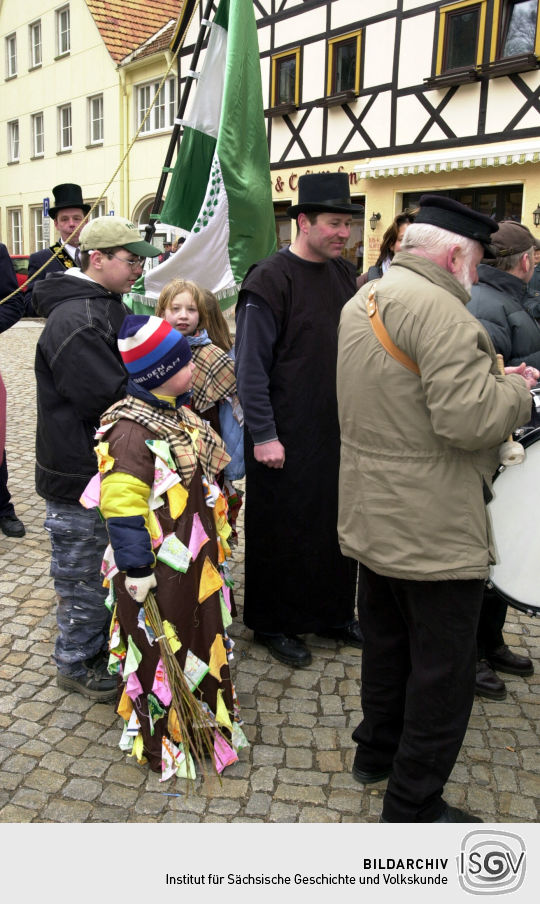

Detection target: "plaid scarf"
[101, 395, 230, 486]
[191, 343, 236, 413]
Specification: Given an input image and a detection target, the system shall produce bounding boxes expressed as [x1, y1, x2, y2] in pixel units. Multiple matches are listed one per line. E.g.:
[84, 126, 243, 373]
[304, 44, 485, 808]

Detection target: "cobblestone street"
[0, 320, 539, 824]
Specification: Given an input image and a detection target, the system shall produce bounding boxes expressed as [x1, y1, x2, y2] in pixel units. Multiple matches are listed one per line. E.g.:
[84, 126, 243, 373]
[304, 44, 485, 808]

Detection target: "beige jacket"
[337, 251, 532, 581]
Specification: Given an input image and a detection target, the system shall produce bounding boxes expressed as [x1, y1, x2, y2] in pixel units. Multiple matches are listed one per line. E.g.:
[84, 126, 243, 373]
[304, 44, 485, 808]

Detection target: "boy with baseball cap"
[33, 218, 160, 702]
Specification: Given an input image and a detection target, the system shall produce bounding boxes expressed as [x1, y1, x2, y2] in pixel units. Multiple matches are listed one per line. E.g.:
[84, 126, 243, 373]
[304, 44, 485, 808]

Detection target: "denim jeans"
[45, 501, 110, 676]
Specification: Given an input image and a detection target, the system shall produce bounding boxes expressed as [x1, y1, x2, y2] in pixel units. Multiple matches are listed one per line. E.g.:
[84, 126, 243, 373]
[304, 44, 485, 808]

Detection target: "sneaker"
[0, 513, 25, 538]
[57, 653, 117, 702]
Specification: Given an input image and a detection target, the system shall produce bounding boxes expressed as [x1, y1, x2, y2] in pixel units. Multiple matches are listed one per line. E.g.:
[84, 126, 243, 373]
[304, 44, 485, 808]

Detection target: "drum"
[488, 427, 540, 617]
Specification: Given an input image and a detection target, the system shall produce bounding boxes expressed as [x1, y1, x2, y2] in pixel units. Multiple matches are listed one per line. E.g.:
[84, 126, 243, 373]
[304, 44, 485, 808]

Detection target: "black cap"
[287, 173, 364, 218]
[49, 183, 91, 219]
[415, 195, 499, 258]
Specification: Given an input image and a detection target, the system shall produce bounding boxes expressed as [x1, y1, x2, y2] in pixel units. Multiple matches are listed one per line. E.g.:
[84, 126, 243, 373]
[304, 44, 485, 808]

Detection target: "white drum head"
[488, 432, 540, 611]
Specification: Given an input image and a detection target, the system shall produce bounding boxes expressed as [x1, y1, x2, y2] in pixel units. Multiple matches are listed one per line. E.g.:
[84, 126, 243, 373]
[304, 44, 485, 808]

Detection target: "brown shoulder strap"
[366, 286, 420, 376]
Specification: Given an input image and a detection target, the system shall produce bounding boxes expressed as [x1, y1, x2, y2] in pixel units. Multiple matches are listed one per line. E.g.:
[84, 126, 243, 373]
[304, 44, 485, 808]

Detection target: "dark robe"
[236, 248, 358, 635]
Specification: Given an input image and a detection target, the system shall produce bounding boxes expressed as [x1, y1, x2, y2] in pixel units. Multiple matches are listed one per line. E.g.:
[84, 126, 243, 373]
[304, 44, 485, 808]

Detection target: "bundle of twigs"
[144, 589, 219, 784]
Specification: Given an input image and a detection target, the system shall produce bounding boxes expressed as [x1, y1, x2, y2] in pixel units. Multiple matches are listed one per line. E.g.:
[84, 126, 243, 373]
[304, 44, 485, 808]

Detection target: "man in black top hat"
[235, 172, 364, 668]
[26, 184, 91, 311]
[337, 194, 534, 822]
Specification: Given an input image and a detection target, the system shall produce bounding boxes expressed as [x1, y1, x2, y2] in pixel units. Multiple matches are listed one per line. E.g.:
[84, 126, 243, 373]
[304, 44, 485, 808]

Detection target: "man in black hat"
[337, 195, 534, 822]
[235, 172, 364, 668]
[26, 184, 91, 311]
[467, 220, 537, 700]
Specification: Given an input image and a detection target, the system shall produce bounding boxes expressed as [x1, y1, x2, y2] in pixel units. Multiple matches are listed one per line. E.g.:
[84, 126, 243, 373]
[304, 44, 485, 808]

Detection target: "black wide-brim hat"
[415, 194, 498, 258]
[49, 183, 91, 219]
[287, 172, 364, 218]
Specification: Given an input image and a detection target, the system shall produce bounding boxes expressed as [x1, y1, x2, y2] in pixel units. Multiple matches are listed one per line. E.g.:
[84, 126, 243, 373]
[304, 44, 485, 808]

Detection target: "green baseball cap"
[79, 216, 160, 257]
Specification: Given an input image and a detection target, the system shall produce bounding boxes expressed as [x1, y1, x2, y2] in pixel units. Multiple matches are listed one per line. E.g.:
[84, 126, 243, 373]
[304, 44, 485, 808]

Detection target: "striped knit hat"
[118, 315, 192, 389]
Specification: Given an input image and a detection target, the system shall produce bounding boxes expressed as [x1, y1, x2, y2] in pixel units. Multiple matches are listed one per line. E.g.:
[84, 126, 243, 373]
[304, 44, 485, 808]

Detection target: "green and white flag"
[131, 0, 276, 312]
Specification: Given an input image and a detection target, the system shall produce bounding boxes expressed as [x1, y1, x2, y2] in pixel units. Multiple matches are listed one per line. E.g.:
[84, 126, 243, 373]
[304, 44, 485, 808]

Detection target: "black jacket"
[467, 264, 540, 369]
[34, 271, 128, 503]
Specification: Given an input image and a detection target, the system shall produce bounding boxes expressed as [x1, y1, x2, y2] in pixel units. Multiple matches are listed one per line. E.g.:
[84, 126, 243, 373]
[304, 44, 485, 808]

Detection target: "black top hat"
[415, 195, 498, 257]
[287, 173, 364, 218]
[49, 183, 91, 219]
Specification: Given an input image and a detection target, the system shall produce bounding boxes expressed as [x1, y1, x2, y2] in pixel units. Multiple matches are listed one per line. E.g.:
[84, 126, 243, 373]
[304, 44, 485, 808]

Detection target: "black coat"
[34, 271, 128, 503]
[467, 264, 540, 368]
[26, 246, 74, 314]
[236, 249, 358, 634]
[0, 243, 24, 329]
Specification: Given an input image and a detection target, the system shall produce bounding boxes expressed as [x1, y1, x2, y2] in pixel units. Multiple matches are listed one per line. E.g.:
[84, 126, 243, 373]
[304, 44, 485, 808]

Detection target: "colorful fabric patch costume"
[83, 316, 248, 779]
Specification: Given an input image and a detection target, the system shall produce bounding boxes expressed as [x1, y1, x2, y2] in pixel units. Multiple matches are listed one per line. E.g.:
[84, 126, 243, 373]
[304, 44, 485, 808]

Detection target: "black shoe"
[57, 653, 117, 702]
[475, 659, 507, 700]
[253, 632, 312, 668]
[316, 619, 363, 648]
[380, 804, 483, 823]
[433, 804, 483, 823]
[488, 644, 533, 677]
[352, 746, 391, 784]
[0, 513, 25, 538]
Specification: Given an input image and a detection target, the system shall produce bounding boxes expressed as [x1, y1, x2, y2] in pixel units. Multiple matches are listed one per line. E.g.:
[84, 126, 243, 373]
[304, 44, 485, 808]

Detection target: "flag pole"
[144, 0, 215, 244]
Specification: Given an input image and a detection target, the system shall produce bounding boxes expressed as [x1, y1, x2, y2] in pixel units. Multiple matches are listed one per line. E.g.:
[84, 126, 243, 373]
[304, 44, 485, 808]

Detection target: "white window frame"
[9, 209, 23, 254]
[58, 103, 72, 151]
[88, 200, 107, 218]
[136, 77, 176, 135]
[32, 111, 44, 157]
[29, 20, 42, 69]
[8, 120, 19, 163]
[6, 33, 17, 78]
[56, 5, 70, 57]
[31, 206, 47, 251]
[88, 94, 103, 145]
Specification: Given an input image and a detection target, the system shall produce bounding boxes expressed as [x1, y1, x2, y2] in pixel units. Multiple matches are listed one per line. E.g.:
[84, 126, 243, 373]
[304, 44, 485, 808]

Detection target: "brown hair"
[375, 209, 418, 268]
[201, 288, 233, 352]
[155, 278, 208, 331]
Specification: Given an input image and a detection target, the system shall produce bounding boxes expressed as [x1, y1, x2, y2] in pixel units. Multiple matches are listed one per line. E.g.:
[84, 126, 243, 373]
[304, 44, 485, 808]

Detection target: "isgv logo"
[458, 831, 526, 895]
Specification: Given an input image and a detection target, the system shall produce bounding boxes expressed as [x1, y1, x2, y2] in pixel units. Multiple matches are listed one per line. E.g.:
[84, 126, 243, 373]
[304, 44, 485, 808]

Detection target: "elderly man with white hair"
[337, 195, 535, 823]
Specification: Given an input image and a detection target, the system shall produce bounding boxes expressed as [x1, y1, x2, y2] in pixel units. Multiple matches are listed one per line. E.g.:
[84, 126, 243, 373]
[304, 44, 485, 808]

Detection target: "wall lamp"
[369, 212, 381, 231]
[533, 204, 540, 227]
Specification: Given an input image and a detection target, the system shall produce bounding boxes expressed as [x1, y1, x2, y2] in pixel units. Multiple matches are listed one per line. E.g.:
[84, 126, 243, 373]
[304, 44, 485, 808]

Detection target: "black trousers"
[353, 564, 483, 822]
[476, 585, 507, 659]
[0, 449, 14, 518]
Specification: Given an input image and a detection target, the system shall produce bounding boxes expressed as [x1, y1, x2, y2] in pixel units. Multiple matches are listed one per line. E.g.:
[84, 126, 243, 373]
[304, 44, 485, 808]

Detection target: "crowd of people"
[0, 174, 537, 820]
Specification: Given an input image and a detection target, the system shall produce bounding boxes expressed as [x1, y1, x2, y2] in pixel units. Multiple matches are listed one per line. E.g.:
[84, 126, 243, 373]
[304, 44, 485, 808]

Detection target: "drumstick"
[496, 353, 525, 465]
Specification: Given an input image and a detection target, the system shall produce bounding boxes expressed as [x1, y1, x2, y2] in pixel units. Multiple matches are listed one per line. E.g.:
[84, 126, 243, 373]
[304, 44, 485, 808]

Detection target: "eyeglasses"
[104, 253, 145, 270]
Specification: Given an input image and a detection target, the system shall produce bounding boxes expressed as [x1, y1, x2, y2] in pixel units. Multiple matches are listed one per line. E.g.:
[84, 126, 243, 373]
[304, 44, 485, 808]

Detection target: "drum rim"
[490, 428, 540, 615]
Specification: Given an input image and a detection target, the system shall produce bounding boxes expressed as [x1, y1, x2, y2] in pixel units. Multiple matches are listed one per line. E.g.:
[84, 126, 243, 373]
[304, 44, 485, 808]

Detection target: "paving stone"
[299, 807, 340, 823]
[252, 746, 285, 767]
[274, 783, 326, 805]
[99, 785, 139, 808]
[63, 778, 102, 802]
[134, 793, 169, 815]
[40, 751, 75, 774]
[23, 770, 66, 794]
[69, 758, 109, 778]
[0, 805, 35, 822]
[105, 764, 147, 787]
[250, 767, 277, 792]
[90, 806, 130, 822]
[41, 800, 92, 822]
[245, 793, 272, 816]
[11, 788, 49, 811]
[285, 748, 313, 769]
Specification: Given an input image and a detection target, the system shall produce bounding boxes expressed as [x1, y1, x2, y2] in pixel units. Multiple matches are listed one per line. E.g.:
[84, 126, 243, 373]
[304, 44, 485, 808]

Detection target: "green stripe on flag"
[160, 128, 216, 231]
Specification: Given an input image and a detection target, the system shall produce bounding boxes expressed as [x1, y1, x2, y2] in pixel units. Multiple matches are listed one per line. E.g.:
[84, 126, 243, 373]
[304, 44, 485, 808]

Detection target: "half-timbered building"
[177, 0, 540, 271]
